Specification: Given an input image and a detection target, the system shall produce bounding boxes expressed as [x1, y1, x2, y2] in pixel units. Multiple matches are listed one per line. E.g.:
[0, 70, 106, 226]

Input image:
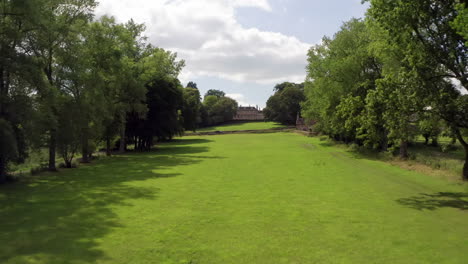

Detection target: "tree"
[204, 89, 225, 98]
[418, 111, 443, 146]
[303, 19, 384, 144]
[187, 81, 198, 89]
[182, 86, 202, 132]
[201, 93, 238, 126]
[125, 47, 185, 151]
[126, 78, 184, 150]
[0, 0, 43, 181]
[264, 82, 305, 125]
[56, 97, 81, 168]
[25, 0, 97, 171]
[0, 119, 18, 182]
[367, 0, 468, 178]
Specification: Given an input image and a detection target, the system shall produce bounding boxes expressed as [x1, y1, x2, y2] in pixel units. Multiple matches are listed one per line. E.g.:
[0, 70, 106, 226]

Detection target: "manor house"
[234, 106, 264, 121]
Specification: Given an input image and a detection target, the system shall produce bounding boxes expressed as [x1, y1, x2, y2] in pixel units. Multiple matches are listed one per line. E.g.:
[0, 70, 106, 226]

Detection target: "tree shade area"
[1, 133, 467, 263]
[0, 1, 239, 182]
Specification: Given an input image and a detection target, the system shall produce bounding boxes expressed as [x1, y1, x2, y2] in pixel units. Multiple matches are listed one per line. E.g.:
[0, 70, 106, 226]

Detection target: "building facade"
[234, 106, 264, 121]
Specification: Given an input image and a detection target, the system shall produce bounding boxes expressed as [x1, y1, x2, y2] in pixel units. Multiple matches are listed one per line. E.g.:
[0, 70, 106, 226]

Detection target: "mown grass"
[323, 135, 465, 181]
[195, 121, 286, 132]
[1, 133, 467, 263]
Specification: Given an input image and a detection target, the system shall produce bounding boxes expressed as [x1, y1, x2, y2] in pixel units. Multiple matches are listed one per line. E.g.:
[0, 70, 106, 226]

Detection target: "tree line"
[0, 0, 237, 183]
[302, 0, 468, 180]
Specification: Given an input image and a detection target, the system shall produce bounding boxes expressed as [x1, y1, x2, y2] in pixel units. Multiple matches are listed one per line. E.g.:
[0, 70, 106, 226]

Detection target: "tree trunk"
[399, 140, 409, 159]
[431, 137, 438, 147]
[106, 136, 111, 156]
[119, 124, 126, 153]
[0, 156, 6, 184]
[424, 135, 429, 145]
[463, 151, 468, 181]
[453, 128, 468, 181]
[81, 128, 89, 163]
[48, 129, 57, 171]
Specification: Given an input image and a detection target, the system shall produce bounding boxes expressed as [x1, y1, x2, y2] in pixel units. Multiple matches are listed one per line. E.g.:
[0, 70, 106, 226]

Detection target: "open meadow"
[1, 132, 467, 264]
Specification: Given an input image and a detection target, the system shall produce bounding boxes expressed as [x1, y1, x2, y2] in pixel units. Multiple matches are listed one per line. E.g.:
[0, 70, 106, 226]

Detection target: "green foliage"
[366, 0, 468, 177]
[126, 75, 185, 150]
[186, 81, 198, 89]
[304, 3, 468, 175]
[204, 89, 225, 98]
[201, 92, 238, 126]
[303, 19, 384, 145]
[0, 1, 193, 178]
[264, 82, 305, 125]
[182, 87, 202, 132]
[0, 119, 18, 178]
[56, 97, 81, 168]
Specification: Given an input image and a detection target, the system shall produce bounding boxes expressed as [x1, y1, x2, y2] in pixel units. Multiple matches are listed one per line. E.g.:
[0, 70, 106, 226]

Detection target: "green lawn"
[195, 121, 286, 132]
[1, 133, 467, 263]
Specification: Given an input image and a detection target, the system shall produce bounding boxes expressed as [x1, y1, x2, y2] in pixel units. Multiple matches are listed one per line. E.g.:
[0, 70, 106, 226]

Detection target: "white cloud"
[232, 0, 272, 11]
[95, 0, 310, 85]
[226, 93, 249, 106]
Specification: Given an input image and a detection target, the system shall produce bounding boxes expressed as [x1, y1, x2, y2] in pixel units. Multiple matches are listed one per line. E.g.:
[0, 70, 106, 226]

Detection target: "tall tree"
[25, 0, 97, 171]
[0, 0, 42, 182]
[367, 0, 468, 178]
[187, 81, 198, 89]
[182, 86, 202, 132]
[264, 82, 305, 125]
[204, 89, 225, 98]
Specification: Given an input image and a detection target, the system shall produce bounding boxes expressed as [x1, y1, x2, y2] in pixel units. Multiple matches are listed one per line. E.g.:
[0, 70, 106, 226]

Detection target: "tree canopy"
[264, 82, 305, 125]
[0, 0, 232, 182]
[303, 1, 468, 180]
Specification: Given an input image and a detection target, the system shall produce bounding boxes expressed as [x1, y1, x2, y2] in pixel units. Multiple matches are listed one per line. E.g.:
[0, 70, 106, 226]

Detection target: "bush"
[440, 144, 458, 153]
[30, 165, 48, 176]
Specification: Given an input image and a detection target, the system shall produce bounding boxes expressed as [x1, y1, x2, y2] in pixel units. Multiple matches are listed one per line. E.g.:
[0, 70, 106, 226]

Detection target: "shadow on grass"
[397, 192, 468, 211]
[165, 138, 213, 146]
[0, 138, 220, 263]
[318, 141, 336, 148]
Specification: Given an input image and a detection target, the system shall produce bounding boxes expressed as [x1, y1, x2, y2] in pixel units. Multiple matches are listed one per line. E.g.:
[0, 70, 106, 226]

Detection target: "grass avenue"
[1, 127, 467, 264]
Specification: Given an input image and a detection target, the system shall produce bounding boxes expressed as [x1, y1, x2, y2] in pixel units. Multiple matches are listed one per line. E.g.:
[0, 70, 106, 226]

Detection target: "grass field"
[1, 133, 467, 263]
[195, 121, 286, 132]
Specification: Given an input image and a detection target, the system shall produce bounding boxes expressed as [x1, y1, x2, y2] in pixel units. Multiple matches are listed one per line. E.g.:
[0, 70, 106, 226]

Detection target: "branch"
[454, 127, 468, 149]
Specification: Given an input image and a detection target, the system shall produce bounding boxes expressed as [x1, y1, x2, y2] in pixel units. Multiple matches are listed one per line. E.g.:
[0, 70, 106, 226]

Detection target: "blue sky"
[97, 0, 369, 108]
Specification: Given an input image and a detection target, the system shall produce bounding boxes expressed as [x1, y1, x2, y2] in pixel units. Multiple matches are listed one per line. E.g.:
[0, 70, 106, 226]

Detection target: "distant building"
[234, 106, 264, 121]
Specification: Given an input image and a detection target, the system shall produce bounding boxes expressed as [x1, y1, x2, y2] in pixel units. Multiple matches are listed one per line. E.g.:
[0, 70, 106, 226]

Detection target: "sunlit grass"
[195, 121, 286, 132]
[1, 133, 467, 263]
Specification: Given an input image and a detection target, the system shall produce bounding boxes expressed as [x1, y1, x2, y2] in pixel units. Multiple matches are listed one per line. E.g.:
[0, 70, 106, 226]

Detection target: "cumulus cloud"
[226, 93, 250, 106]
[95, 0, 310, 85]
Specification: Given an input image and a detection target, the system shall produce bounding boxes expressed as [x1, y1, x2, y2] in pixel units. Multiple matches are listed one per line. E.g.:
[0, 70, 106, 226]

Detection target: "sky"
[96, 0, 369, 108]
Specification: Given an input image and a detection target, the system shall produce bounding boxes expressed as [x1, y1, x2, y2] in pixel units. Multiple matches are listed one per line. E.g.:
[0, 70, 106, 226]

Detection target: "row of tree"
[302, 0, 468, 180]
[0, 0, 237, 183]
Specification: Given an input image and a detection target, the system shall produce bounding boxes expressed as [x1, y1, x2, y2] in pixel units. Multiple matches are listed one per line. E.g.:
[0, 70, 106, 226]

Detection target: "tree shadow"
[318, 141, 335, 148]
[396, 192, 468, 211]
[0, 137, 221, 263]
[165, 138, 213, 146]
